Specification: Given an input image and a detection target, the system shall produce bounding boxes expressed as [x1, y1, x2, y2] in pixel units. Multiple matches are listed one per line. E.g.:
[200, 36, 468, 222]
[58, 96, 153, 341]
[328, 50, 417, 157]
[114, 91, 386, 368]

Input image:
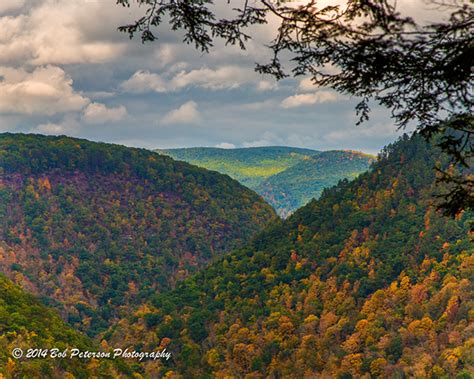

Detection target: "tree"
[117, 0, 473, 215]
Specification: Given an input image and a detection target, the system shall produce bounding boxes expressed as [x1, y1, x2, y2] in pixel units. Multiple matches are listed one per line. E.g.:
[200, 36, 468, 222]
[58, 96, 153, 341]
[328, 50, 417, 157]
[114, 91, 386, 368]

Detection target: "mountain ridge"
[0, 133, 276, 336]
[159, 146, 374, 216]
[113, 134, 473, 377]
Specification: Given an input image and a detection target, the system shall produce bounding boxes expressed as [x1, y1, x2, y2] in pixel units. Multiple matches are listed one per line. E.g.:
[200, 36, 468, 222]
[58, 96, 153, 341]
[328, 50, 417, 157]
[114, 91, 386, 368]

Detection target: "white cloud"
[152, 44, 177, 68]
[36, 122, 67, 135]
[0, 65, 89, 115]
[162, 101, 200, 125]
[0, 0, 427, 152]
[170, 66, 254, 91]
[120, 70, 167, 93]
[85, 91, 116, 100]
[298, 77, 315, 92]
[0, 0, 25, 15]
[215, 142, 235, 149]
[325, 123, 399, 143]
[243, 131, 284, 148]
[256, 80, 278, 92]
[281, 91, 341, 108]
[0, 0, 127, 66]
[81, 102, 127, 124]
[121, 65, 258, 94]
[35, 114, 81, 135]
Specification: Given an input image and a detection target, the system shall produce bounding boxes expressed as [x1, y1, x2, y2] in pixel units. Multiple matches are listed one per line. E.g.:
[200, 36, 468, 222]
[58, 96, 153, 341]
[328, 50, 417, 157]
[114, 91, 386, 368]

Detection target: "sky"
[0, 0, 448, 154]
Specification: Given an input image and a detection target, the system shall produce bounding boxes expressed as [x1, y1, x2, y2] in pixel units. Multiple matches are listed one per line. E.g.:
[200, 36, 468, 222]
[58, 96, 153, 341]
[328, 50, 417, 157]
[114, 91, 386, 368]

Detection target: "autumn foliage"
[107, 134, 473, 377]
[0, 134, 276, 336]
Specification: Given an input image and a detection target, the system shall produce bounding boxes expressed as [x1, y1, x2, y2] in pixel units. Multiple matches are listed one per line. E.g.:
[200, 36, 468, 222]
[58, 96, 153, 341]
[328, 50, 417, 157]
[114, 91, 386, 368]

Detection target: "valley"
[113, 134, 473, 377]
[160, 147, 374, 217]
[0, 134, 276, 338]
[0, 133, 471, 378]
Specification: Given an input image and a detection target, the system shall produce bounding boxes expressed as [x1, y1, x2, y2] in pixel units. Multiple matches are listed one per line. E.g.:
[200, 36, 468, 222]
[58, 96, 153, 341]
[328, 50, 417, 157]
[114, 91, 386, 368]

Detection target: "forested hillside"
[258, 150, 374, 217]
[160, 147, 373, 216]
[159, 146, 317, 188]
[0, 274, 132, 378]
[111, 134, 473, 378]
[0, 134, 276, 336]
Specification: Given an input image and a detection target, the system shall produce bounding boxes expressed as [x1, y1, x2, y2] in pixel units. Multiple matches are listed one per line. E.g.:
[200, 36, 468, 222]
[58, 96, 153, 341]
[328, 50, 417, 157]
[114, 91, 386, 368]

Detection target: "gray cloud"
[82, 103, 128, 124]
[121, 65, 261, 94]
[281, 91, 342, 108]
[0, 65, 89, 115]
[34, 114, 81, 136]
[120, 70, 168, 93]
[0, 0, 127, 66]
[0, 0, 25, 15]
[162, 101, 201, 125]
[0, 0, 435, 155]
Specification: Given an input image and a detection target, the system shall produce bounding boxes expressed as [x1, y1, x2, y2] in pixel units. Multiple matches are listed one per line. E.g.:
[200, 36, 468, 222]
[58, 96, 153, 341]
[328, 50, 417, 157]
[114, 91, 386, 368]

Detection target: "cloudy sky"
[0, 0, 445, 153]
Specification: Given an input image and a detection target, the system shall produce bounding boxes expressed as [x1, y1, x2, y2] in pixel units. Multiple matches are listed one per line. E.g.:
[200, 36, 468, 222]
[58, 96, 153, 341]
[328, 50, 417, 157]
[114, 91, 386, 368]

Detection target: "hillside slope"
[111, 134, 473, 378]
[0, 134, 276, 335]
[159, 146, 317, 189]
[160, 147, 373, 216]
[258, 150, 374, 217]
[0, 274, 132, 378]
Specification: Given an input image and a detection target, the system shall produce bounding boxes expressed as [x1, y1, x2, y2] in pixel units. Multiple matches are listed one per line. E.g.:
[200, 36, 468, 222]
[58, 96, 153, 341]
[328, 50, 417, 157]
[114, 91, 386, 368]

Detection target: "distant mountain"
[0, 274, 131, 377]
[159, 146, 374, 216]
[0, 134, 276, 336]
[257, 150, 375, 217]
[112, 134, 473, 377]
[158, 146, 317, 189]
